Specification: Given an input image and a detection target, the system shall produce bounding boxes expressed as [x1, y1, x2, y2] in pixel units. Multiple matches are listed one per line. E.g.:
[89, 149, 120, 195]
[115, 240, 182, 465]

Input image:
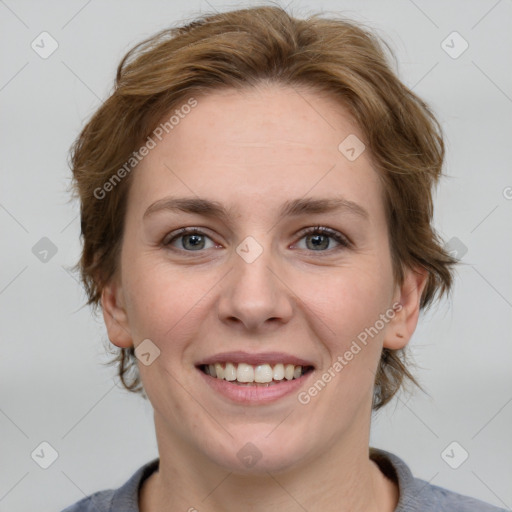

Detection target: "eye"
[294, 226, 350, 252]
[163, 227, 217, 251]
[162, 226, 351, 253]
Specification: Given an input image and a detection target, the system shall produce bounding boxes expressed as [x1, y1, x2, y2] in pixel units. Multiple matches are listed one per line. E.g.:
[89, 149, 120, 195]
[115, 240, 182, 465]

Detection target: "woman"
[62, 5, 505, 511]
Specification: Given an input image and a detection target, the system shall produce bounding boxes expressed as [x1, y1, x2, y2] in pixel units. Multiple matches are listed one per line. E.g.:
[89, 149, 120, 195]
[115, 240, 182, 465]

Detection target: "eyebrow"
[143, 196, 369, 222]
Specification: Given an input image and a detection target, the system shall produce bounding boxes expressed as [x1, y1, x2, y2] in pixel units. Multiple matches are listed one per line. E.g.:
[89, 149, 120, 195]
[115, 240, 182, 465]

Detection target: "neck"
[140, 411, 398, 512]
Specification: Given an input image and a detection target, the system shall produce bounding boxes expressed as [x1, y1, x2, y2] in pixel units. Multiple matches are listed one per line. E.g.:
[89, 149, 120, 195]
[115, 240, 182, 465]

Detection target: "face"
[102, 84, 425, 474]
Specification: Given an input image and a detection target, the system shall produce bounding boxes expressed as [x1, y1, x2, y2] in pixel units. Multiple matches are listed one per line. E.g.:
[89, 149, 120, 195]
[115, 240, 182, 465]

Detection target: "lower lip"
[197, 368, 314, 404]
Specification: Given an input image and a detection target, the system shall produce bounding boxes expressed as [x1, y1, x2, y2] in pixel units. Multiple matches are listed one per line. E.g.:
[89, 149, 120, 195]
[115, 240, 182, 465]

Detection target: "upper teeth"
[205, 362, 305, 383]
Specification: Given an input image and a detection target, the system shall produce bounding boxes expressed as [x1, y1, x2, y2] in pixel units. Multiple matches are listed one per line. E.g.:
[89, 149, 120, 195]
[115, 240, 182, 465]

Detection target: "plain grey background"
[1, 0, 511, 510]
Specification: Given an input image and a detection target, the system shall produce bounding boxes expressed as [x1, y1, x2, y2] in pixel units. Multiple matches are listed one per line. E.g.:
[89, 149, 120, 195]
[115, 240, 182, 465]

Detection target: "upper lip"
[196, 351, 315, 368]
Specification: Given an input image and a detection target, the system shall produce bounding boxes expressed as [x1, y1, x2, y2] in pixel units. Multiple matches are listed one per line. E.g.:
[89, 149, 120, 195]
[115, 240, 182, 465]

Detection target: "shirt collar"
[111, 449, 423, 511]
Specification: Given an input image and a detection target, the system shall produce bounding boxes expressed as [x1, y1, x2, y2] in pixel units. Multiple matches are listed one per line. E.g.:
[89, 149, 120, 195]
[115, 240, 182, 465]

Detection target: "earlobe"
[101, 279, 133, 348]
[383, 267, 428, 350]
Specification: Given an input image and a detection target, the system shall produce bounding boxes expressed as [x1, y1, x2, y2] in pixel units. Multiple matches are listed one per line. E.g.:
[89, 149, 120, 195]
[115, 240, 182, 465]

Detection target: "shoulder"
[410, 478, 508, 511]
[370, 448, 507, 512]
[61, 490, 114, 512]
[60, 458, 160, 512]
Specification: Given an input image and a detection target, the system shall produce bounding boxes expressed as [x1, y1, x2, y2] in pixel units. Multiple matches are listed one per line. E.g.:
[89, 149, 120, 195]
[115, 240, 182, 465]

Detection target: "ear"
[101, 276, 133, 348]
[383, 266, 428, 350]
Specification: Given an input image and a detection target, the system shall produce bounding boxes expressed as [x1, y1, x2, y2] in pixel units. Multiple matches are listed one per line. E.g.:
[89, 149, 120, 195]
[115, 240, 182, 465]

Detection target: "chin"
[202, 430, 310, 475]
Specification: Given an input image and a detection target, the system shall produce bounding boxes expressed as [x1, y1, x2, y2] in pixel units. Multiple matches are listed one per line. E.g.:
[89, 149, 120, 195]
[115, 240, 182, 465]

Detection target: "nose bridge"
[216, 233, 293, 330]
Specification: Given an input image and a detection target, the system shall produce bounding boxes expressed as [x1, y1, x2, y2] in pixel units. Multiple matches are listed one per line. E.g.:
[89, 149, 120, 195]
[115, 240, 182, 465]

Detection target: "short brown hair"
[69, 5, 456, 409]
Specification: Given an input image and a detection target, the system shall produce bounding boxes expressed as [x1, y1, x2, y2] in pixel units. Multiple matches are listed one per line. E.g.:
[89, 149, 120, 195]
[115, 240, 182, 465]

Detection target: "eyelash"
[162, 225, 351, 254]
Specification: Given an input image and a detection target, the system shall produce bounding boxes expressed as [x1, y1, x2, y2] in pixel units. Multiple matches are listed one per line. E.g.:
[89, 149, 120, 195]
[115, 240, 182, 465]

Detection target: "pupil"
[185, 234, 204, 250]
[308, 234, 328, 250]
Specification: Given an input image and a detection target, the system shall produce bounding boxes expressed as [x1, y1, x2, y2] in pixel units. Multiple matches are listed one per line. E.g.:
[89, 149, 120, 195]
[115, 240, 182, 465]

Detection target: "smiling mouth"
[198, 362, 314, 386]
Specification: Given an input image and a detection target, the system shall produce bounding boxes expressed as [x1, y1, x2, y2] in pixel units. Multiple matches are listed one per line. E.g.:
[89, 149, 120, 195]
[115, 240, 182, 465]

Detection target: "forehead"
[128, 84, 385, 223]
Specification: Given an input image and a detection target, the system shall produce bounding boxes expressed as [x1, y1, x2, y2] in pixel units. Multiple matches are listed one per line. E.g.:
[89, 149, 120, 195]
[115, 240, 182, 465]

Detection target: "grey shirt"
[61, 448, 507, 511]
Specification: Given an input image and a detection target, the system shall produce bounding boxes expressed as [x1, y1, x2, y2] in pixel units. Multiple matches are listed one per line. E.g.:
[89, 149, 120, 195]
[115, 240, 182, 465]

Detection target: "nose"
[216, 239, 294, 332]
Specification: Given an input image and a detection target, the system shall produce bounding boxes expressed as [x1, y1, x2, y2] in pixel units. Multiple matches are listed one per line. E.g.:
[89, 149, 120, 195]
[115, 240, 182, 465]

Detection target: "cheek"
[122, 257, 208, 346]
[304, 262, 393, 339]
[296, 264, 395, 405]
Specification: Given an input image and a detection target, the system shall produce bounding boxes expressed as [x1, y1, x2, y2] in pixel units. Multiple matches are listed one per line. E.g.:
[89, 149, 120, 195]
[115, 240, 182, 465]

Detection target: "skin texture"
[101, 84, 427, 511]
